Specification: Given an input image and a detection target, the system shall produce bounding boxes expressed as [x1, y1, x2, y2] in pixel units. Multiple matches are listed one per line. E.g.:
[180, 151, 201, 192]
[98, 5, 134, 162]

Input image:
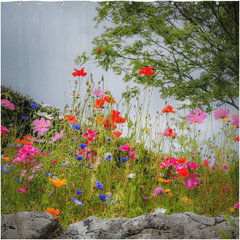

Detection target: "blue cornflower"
[22, 116, 28, 120]
[105, 153, 112, 162]
[52, 176, 58, 179]
[72, 123, 81, 130]
[1, 163, 13, 174]
[120, 157, 128, 162]
[110, 200, 115, 205]
[79, 144, 87, 148]
[76, 156, 83, 160]
[71, 139, 74, 141]
[45, 173, 54, 176]
[31, 103, 37, 108]
[99, 194, 106, 202]
[106, 194, 112, 199]
[72, 198, 84, 206]
[96, 181, 103, 190]
[75, 190, 83, 195]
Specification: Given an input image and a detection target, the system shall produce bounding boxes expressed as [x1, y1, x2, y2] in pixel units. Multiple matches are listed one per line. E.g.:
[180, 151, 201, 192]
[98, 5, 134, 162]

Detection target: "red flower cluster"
[139, 66, 155, 75]
[72, 68, 87, 77]
[103, 110, 126, 131]
[162, 105, 174, 113]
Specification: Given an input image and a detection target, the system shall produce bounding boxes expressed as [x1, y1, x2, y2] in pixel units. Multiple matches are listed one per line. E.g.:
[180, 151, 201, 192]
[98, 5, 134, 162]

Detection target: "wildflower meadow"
[1, 66, 239, 229]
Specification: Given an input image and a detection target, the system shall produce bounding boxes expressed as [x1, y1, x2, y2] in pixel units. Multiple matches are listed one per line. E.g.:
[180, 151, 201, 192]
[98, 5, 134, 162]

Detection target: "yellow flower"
[49, 178, 67, 188]
[182, 197, 191, 204]
[165, 189, 171, 193]
[222, 118, 229, 121]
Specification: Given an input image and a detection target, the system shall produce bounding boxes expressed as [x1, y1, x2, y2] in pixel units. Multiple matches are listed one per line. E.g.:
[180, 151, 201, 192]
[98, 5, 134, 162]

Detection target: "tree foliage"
[75, 1, 239, 112]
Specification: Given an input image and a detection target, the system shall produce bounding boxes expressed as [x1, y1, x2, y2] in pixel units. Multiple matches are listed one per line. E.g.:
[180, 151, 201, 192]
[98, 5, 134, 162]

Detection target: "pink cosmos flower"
[1, 99, 15, 110]
[1, 125, 10, 137]
[186, 109, 207, 125]
[143, 197, 149, 200]
[96, 157, 102, 165]
[192, 152, 195, 156]
[234, 202, 239, 210]
[211, 164, 216, 170]
[214, 108, 230, 120]
[17, 185, 28, 193]
[182, 174, 201, 190]
[83, 129, 98, 142]
[93, 89, 105, 99]
[153, 188, 165, 197]
[27, 136, 45, 143]
[27, 175, 34, 181]
[231, 114, 239, 128]
[33, 117, 51, 136]
[188, 161, 200, 170]
[49, 130, 64, 144]
[119, 143, 130, 151]
[43, 104, 50, 108]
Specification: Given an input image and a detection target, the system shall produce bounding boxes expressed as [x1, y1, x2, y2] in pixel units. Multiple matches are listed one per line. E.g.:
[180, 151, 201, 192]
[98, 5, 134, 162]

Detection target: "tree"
[75, 1, 239, 112]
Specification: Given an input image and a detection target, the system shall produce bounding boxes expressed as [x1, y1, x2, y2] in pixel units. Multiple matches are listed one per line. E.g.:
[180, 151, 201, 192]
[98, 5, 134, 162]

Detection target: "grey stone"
[1, 211, 64, 239]
[1, 211, 239, 239]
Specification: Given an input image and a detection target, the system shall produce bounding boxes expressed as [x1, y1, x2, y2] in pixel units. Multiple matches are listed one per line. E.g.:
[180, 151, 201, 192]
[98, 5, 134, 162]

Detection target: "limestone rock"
[1, 211, 239, 239]
[1, 211, 64, 239]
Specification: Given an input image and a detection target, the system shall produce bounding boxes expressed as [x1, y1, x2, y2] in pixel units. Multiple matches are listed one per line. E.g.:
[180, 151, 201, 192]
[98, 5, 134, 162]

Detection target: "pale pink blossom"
[214, 108, 230, 120]
[33, 117, 51, 136]
[1, 99, 15, 110]
[186, 109, 207, 125]
[93, 89, 105, 99]
[231, 114, 239, 128]
[153, 188, 165, 197]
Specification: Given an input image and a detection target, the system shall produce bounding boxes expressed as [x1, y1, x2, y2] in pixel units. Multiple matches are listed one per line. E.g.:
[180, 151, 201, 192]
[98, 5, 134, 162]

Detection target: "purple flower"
[76, 190, 83, 195]
[214, 108, 230, 120]
[186, 109, 207, 125]
[1, 163, 13, 174]
[72, 123, 81, 130]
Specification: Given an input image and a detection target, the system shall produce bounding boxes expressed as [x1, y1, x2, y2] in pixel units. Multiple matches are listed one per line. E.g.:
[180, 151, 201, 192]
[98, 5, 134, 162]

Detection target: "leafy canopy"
[75, 1, 239, 112]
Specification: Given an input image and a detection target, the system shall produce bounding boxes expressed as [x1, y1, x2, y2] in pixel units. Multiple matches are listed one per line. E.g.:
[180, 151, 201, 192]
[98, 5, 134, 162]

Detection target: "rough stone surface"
[1, 211, 239, 239]
[1, 211, 64, 239]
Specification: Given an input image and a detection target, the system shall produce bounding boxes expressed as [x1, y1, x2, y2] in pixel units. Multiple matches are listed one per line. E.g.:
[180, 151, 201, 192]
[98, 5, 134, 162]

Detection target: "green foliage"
[76, 1, 239, 111]
[1, 85, 61, 140]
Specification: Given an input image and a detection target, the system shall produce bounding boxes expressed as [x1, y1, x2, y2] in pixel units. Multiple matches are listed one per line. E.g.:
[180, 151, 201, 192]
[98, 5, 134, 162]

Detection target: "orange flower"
[176, 158, 186, 164]
[158, 178, 172, 183]
[4, 149, 10, 153]
[178, 169, 189, 178]
[168, 192, 173, 197]
[49, 178, 67, 188]
[104, 96, 116, 104]
[162, 105, 174, 113]
[103, 119, 117, 131]
[45, 208, 60, 218]
[66, 115, 79, 124]
[182, 197, 191, 204]
[94, 116, 103, 124]
[92, 99, 105, 109]
[2, 157, 9, 162]
[165, 189, 171, 192]
[112, 131, 122, 137]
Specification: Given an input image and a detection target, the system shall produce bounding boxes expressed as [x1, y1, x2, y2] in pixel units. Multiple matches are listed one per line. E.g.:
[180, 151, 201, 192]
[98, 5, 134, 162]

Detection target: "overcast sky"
[1, 1, 239, 155]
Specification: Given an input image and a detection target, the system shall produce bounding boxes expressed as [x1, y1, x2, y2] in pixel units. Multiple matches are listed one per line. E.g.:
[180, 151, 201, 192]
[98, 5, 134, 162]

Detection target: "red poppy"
[92, 99, 105, 109]
[109, 110, 126, 124]
[103, 118, 117, 131]
[176, 158, 186, 164]
[112, 131, 122, 137]
[98, 48, 101, 52]
[66, 115, 79, 124]
[139, 66, 155, 76]
[104, 96, 116, 104]
[235, 137, 239, 141]
[162, 105, 174, 113]
[178, 169, 189, 178]
[72, 68, 87, 77]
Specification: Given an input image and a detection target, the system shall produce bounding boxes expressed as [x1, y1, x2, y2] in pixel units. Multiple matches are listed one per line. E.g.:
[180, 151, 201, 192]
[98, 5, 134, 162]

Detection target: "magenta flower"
[33, 117, 51, 136]
[182, 174, 201, 190]
[93, 89, 105, 99]
[234, 202, 239, 210]
[186, 109, 207, 125]
[83, 129, 98, 142]
[143, 197, 149, 200]
[119, 143, 130, 151]
[159, 157, 178, 169]
[153, 188, 165, 197]
[1, 125, 10, 137]
[17, 185, 28, 193]
[188, 161, 200, 170]
[1, 99, 15, 110]
[231, 114, 239, 128]
[214, 108, 230, 120]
